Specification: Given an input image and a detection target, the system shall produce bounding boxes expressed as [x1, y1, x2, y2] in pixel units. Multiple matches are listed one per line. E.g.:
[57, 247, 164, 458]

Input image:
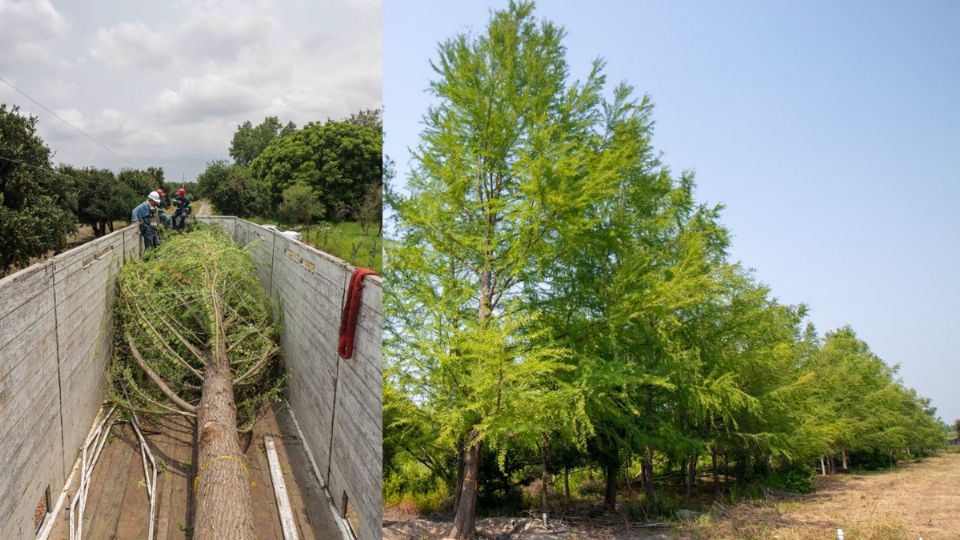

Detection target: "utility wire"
[0, 74, 134, 168]
[0, 155, 157, 199]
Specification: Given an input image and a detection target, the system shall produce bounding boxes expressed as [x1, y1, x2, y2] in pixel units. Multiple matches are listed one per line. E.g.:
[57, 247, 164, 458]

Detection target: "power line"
[0, 74, 134, 168]
[0, 154, 113, 187]
[0, 154, 156, 194]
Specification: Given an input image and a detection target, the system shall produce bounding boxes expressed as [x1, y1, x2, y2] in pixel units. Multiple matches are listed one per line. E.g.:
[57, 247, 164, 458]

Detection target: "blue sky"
[385, 1, 960, 422]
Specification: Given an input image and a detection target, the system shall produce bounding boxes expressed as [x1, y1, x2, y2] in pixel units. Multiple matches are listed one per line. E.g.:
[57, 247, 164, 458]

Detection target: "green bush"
[279, 182, 324, 224]
[767, 462, 816, 493]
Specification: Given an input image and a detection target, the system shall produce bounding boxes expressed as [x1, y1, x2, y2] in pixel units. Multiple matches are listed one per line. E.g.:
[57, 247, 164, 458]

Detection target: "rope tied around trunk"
[193, 454, 256, 495]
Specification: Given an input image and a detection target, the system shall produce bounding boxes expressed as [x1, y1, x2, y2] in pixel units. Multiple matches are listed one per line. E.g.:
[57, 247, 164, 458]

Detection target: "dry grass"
[682, 453, 960, 539]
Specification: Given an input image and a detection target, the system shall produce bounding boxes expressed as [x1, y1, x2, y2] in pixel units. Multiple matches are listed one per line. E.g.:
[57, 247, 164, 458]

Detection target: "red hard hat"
[156, 188, 165, 196]
[177, 187, 186, 195]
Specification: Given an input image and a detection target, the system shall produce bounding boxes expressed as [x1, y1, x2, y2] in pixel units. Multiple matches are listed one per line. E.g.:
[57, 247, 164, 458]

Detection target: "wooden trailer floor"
[47, 402, 342, 539]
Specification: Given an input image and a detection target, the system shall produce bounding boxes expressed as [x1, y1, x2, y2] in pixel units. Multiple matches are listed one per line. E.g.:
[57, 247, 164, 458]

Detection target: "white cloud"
[4, 0, 381, 180]
[0, 0, 69, 69]
[88, 20, 171, 69]
[147, 74, 265, 122]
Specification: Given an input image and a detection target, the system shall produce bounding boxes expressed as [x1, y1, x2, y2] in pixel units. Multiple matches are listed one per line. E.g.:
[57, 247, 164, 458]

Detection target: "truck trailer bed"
[46, 402, 342, 539]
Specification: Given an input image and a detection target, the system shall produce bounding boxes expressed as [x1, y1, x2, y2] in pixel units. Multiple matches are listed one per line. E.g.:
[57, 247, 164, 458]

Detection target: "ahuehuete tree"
[386, 1, 651, 535]
[111, 227, 283, 538]
[0, 104, 76, 273]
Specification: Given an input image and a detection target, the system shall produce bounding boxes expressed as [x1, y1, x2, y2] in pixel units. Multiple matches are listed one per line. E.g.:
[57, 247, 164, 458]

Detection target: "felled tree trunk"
[194, 363, 256, 539]
[114, 228, 280, 538]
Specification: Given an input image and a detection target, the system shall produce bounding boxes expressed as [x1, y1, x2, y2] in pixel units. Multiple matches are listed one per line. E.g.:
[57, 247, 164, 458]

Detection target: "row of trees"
[196, 111, 382, 226]
[0, 104, 168, 274]
[383, 3, 945, 538]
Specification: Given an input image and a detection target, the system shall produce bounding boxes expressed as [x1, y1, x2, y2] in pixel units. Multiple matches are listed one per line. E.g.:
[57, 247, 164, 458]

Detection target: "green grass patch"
[244, 217, 382, 272]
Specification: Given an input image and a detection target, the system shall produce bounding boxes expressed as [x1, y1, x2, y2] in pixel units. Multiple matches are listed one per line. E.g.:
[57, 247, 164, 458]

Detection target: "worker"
[172, 187, 191, 230]
[131, 190, 171, 249]
[155, 188, 167, 207]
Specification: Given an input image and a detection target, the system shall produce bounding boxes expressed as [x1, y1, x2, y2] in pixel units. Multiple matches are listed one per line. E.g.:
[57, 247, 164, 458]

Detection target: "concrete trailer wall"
[199, 217, 382, 540]
[0, 225, 140, 539]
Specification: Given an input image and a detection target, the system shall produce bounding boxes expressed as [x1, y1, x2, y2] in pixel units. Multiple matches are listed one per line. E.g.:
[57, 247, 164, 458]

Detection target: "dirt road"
[685, 452, 960, 539]
[384, 452, 960, 539]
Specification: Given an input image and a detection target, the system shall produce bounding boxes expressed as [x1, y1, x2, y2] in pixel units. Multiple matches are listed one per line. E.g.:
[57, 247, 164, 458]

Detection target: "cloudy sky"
[0, 0, 381, 181]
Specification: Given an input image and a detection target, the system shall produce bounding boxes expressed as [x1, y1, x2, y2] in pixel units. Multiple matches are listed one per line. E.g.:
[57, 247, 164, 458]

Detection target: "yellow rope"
[193, 454, 256, 495]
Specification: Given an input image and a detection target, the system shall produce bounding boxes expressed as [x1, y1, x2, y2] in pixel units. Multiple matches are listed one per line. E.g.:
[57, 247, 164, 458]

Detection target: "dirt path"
[684, 452, 960, 539]
[192, 200, 213, 216]
[384, 453, 960, 540]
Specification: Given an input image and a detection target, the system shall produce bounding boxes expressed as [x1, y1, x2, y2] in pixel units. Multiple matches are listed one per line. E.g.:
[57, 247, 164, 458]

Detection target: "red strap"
[338, 268, 378, 359]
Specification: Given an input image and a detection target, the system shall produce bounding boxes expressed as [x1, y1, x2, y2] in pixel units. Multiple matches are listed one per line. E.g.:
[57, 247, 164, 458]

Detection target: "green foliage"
[246, 218, 382, 272]
[196, 160, 270, 218]
[229, 116, 296, 167]
[0, 104, 77, 273]
[278, 181, 324, 224]
[250, 119, 381, 219]
[767, 462, 815, 493]
[111, 226, 284, 429]
[382, 1, 945, 526]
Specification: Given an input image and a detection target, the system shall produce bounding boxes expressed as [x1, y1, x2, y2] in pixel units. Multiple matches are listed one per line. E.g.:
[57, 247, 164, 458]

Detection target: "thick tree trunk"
[820, 455, 827, 475]
[841, 449, 848, 471]
[453, 436, 465, 513]
[686, 453, 697, 499]
[642, 447, 654, 499]
[193, 361, 256, 540]
[603, 461, 618, 511]
[451, 429, 480, 539]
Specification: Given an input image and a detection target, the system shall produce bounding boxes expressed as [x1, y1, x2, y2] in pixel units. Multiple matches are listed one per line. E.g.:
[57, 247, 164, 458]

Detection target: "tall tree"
[0, 104, 76, 274]
[229, 116, 296, 166]
[251, 120, 381, 219]
[387, 1, 637, 535]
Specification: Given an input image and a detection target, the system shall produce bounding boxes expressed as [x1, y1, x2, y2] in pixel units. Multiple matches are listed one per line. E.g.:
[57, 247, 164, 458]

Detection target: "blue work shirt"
[132, 201, 154, 228]
[132, 201, 171, 229]
[174, 195, 191, 214]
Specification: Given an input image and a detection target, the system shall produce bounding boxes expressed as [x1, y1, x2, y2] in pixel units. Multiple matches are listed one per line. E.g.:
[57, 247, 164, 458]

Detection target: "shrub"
[767, 462, 816, 494]
[279, 182, 324, 224]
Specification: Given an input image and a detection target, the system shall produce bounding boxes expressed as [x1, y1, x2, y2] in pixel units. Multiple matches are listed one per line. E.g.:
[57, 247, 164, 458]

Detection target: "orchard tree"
[0, 104, 76, 273]
[251, 119, 381, 220]
[196, 160, 269, 217]
[229, 116, 296, 166]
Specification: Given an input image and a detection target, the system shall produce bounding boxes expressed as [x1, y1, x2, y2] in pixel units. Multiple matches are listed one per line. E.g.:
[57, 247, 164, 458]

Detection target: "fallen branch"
[125, 331, 197, 414]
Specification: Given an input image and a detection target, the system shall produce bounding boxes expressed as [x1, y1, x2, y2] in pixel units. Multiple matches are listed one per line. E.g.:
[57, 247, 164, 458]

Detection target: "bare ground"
[687, 451, 960, 539]
[383, 452, 960, 539]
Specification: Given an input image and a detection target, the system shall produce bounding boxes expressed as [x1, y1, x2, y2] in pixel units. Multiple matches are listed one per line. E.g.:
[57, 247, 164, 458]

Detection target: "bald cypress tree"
[386, 1, 639, 535]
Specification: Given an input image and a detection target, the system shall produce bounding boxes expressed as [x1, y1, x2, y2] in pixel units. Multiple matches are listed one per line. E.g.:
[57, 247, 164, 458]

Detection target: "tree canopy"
[0, 104, 76, 272]
[229, 116, 296, 167]
[251, 119, 381, 219]
[384, 2, 946, 536]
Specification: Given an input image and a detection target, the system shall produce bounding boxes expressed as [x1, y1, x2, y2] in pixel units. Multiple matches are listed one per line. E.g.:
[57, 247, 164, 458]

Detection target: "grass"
[245, 217, 382, 273]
